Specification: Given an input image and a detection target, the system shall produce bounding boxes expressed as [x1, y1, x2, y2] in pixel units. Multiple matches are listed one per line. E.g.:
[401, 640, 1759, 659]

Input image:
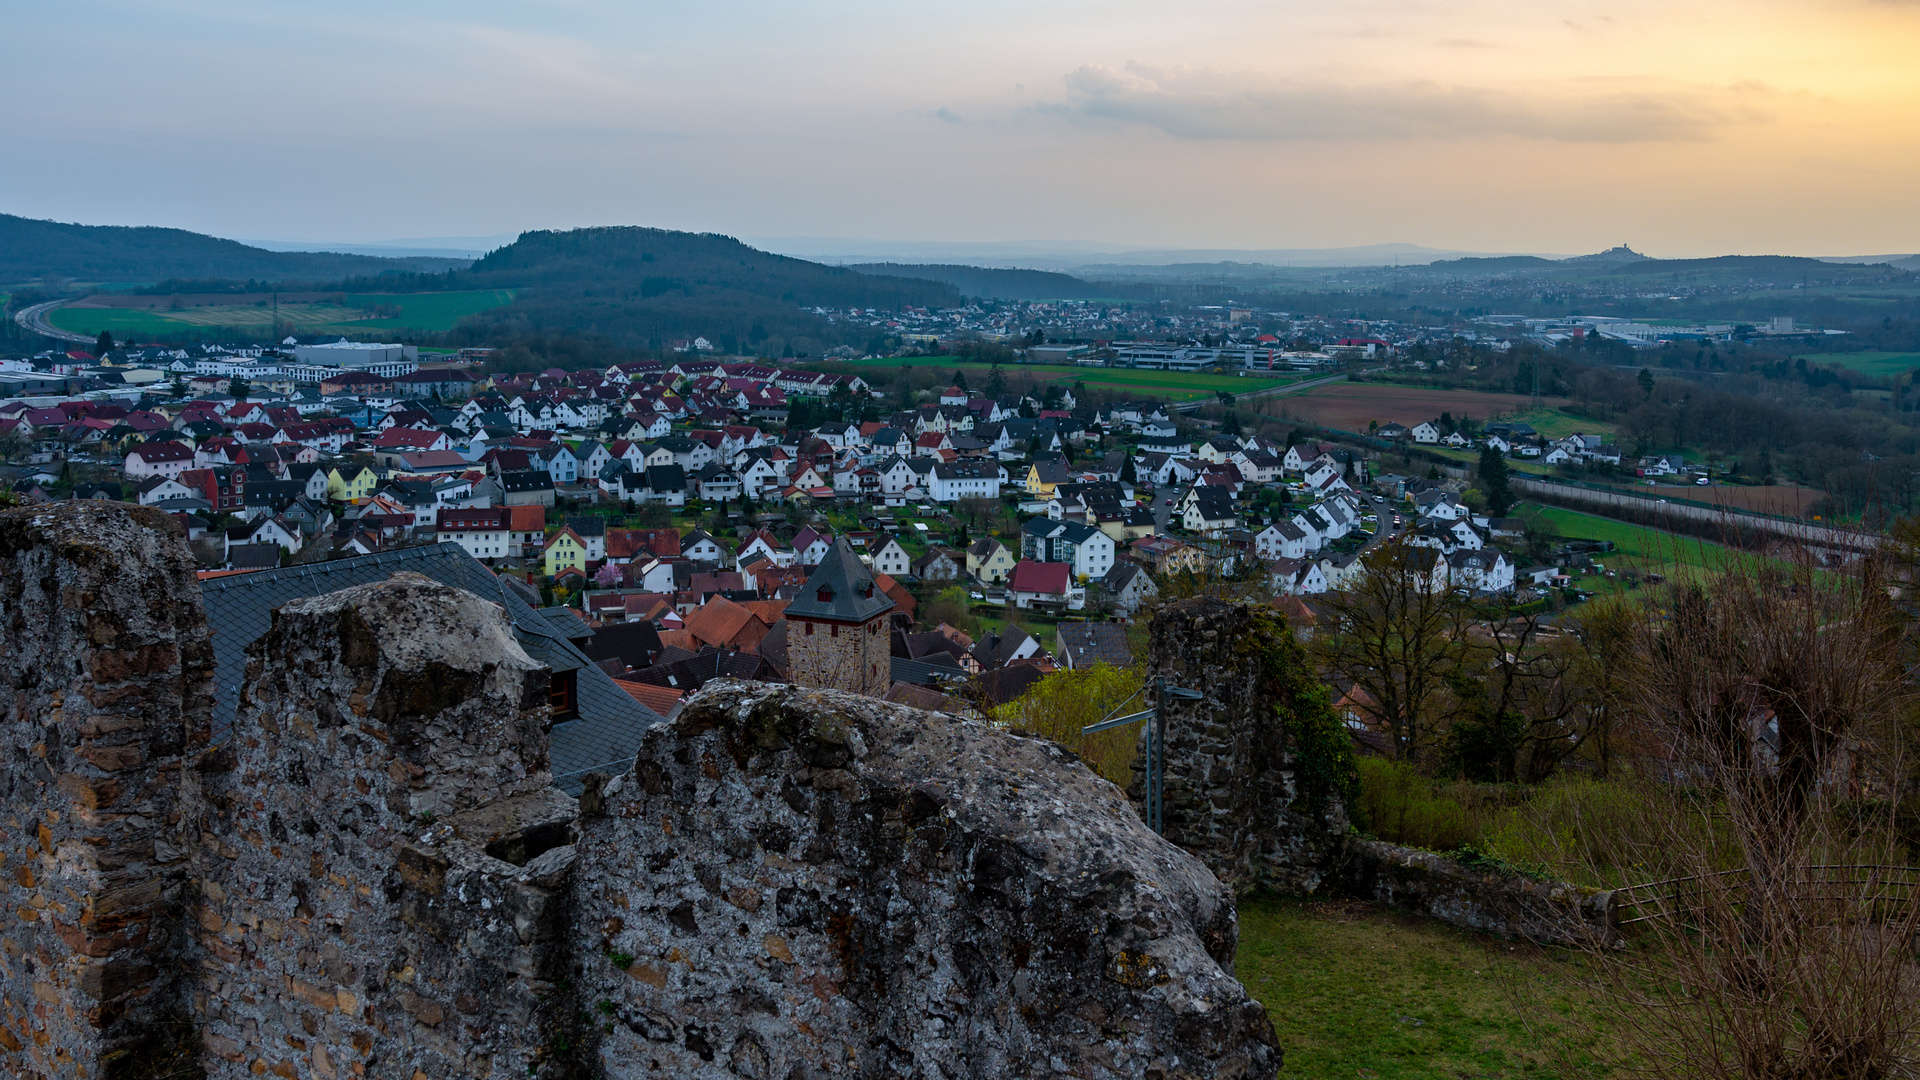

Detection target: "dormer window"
[818, 587, 834, 603]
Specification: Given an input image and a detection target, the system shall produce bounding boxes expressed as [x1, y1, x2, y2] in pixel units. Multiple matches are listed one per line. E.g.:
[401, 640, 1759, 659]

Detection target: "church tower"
[783, 538, 896, 698]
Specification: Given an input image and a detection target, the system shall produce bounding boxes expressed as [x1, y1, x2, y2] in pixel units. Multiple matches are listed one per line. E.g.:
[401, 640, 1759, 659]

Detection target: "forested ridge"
[0, 213, 465, 283]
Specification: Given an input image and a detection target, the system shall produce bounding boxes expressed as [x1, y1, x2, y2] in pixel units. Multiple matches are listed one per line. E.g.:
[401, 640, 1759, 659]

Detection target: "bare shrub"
[1556, 544, 1920, 1078]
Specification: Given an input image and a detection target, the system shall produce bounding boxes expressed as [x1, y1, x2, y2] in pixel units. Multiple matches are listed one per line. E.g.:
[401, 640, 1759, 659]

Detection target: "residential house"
[1253, 521, 1310, 561]
[543, 526, 590, 578]
[927, 461, 1001, 503]
[1006, 559, 1082, 611]
[124, 441, 197, 480]
[1179, 486, 1239, 535]
[911, 548, 961, 581]
[1024, 456, 1074, 499]
[871, 538, 912, 578]
[436, 507, 511, 561]
[1101, 562, 1157, 615]
[327, 465, 379, 503]
[966, 537, 1015, 583]
[563, 516, 609, 562]
[1447, 549, 1514, 593]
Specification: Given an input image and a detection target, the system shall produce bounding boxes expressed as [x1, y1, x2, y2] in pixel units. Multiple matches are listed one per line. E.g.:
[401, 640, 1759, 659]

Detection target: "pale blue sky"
[4, 0, 1916, 256]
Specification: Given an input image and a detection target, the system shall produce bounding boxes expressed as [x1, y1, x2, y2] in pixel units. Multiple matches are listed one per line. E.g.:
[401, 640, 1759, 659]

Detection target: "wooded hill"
[0, 213, 467, 284]
[362, 227, 964, 355]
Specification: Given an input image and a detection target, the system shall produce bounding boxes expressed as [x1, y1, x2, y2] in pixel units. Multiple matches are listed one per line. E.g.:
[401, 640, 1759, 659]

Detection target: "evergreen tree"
[228, 377, 251, 399]
[94, 331, 114, 358]
[1222, 411, 1242, 436]
[1638, 367, 1656, 400]
[1477, 444, 1513, 516]
[986, 364, 1005, 398]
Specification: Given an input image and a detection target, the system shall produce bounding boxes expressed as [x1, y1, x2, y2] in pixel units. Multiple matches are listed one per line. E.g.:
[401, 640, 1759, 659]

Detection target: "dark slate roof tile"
[198, 545, 661, 795]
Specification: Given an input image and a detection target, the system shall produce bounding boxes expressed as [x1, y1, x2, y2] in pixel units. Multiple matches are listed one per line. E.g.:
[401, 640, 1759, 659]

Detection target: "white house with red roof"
[124, 441, 196, 480]
[1007, 559, 1084, 610]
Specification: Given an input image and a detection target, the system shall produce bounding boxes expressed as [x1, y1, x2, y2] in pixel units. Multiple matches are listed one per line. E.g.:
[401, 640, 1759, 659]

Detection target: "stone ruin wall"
[1137, 596, 1614, 944]
[1138, 597, 1349, 895]
[0, 503, 211, 1076]
[0, 502, 1285, 1080]
[187, 574, 575, 1079]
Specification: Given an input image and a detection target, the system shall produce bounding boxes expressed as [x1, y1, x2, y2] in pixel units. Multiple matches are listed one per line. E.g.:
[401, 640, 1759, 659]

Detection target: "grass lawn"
[839, 355, 1293, 402]
[1237, 896, 1618, 1078]
[1421, 446, 1558, 477]
[1796, 350, 1920, 377]
[1497, 406, 1616, 441]
[1516, 501, 1736, 595]
[48, 289, 514, 338]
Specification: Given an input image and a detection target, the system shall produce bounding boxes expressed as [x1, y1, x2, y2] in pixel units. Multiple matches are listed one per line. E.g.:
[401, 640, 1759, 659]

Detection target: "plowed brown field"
[1272, 382, 1549, 433]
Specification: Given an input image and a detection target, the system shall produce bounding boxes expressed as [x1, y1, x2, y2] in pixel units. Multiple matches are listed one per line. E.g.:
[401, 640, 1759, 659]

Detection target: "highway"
[13, 299, 95, 345]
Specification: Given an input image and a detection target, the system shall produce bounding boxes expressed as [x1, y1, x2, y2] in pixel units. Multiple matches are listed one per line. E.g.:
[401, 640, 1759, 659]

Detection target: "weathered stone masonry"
[0, 503, 212, 1077]
[0, 503, 1284, 1079]
[187, 573, 577, 1080]
[1138, 598, 1350, 895]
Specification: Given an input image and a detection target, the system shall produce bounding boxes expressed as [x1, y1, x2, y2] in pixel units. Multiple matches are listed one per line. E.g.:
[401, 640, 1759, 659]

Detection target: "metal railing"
[1082, 676, 1203, 834]
[1613, 864, 1920, 927]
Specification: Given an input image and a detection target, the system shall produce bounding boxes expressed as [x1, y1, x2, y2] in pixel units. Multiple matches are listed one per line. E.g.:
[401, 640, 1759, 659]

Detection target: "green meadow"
[1237, 896, 1619, 1079]
[1796, 351, 1920, 377]
[846, 354, 1294, 401]
[48, 289, 515, 339]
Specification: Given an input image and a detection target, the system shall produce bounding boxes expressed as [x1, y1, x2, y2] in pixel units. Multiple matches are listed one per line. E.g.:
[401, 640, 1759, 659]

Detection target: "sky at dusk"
[4, 0, 1917, 258]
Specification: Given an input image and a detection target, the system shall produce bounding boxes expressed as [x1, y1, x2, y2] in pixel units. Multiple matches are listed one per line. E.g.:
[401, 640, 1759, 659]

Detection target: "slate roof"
[890, 654, 965, 687]
[970, 625, 1038, 670]
[579, 619, 664, 671]
[1057, 622, 1133, 668]
[623, 649, 769, 693]
[782, 538, 895, 623]
[198, 545, 661, 795]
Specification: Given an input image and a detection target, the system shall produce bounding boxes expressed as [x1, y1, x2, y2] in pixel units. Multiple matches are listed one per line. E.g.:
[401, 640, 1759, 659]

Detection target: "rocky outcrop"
[0, 503, 212, 1076]
[0, 503, 1285, 1080]
[1140, 598, 1355, 895]
[572, 680, 1281, 1079]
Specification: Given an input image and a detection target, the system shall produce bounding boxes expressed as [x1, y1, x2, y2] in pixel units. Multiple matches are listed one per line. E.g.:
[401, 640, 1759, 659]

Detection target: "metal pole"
[1144, 672, 1159, 834]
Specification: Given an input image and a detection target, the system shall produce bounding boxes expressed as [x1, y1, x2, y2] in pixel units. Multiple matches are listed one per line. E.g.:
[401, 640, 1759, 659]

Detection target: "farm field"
[48, 289, 514, 338]
[1275, 382, 1556, 435]
[1795, 350, 1920, 377]
[1237, 895, 1617, 1079]
[844, 355, 1294, 402]
[1630, 482, 1826, 517]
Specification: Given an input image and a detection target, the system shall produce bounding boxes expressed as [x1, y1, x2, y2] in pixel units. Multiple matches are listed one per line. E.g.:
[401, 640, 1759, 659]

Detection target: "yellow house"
[543, 525, 588, 578]
[326, 466, 378, 502]
[1099, 507, 1158, 544]
[1024, 458, 1073, 499]
[965, 538, 1016, 583]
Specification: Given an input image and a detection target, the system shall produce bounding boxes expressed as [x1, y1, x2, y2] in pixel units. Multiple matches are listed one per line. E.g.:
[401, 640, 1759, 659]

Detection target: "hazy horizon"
[6, 1, 1916, 259]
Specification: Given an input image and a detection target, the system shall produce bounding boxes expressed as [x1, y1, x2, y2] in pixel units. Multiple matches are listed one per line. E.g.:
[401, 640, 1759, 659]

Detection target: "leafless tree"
[1312, 538, 1471, 763]
[1552, 546, 1920, 1079]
